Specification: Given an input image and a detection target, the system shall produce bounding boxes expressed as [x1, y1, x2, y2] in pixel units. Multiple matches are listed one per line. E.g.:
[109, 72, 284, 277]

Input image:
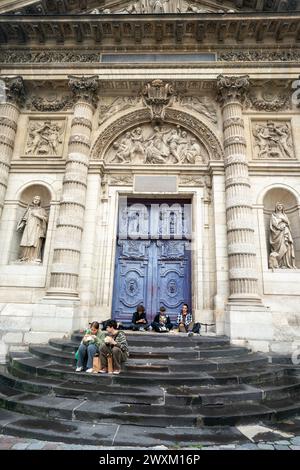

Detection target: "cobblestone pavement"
[1, 433, 300, 450]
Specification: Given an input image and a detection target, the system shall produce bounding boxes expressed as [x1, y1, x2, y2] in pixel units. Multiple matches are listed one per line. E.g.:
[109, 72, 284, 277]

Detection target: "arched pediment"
[90, 107, 223, 163]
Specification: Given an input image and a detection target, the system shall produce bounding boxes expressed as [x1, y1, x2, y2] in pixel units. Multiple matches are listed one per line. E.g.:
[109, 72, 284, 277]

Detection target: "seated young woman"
[75, 321, 106, 373]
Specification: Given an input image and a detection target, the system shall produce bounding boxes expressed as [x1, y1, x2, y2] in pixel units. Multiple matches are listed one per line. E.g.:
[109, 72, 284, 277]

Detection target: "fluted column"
[47, 76, 99, 298]
[0, 76, 26, 218]
[217, 75, 260, 303]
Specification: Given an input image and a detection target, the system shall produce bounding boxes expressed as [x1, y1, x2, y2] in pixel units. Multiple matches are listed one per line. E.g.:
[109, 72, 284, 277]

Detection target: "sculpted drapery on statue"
[269, 202, 297, 269]
[17, 195, 48, 263]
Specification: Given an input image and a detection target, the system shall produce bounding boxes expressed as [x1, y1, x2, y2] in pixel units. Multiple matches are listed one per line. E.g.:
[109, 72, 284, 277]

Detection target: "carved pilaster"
[0, 76, 26, 218]
[217, 75, 260, 303]
[47, 76, 99, 297]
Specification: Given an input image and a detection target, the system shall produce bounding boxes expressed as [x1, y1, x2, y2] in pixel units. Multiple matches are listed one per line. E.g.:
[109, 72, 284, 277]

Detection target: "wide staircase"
[0, 331, 300, 446]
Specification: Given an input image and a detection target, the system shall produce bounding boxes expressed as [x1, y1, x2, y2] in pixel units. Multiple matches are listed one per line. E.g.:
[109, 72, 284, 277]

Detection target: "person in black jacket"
[130, 304, 149, 331]
[151, 306, 173, 332]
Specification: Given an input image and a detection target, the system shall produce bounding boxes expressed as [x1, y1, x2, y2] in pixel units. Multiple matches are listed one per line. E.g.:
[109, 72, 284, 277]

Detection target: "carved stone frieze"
[25, 120, 65, 156]
[219, 50, 300, 62]
[1, 50, 300, 65]
[28, 95, 74, 112]
[0, 51, 99, 64]
[245, 81, 291, 111]
[252, 121, 295, 160]
[98, 96, 142, 127]
[110, 175, 134, 186]
[106, 123, 208, 165]
[174, 96, 218, 124]
[179, 175, 211, 187]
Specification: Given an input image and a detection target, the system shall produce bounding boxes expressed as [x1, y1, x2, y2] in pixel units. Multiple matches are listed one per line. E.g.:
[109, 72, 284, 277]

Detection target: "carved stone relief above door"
[104, 123, 209, 165]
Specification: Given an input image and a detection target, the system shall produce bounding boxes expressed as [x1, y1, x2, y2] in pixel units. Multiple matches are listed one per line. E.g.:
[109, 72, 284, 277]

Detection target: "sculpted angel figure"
[269, 202, 297, 269]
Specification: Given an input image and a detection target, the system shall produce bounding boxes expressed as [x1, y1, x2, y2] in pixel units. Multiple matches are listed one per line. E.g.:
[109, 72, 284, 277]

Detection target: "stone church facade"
[0, 0, 300, 362]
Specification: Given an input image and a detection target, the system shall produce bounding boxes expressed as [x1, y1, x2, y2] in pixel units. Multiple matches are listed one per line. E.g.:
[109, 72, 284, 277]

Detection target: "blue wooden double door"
[112, 199, 192, 324]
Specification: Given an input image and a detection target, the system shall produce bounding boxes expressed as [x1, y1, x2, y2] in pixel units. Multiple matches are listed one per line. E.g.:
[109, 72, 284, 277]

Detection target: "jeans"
[77, 343, 98, 369]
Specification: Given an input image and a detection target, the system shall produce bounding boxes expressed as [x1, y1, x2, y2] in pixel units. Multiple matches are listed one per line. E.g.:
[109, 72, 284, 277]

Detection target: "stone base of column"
[44, 288, 79, 300]
[225, 303, 273, 353]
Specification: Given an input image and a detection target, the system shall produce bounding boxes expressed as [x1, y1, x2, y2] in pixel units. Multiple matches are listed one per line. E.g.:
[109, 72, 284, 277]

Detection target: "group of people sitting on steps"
[75, 304, 200, 375]
[130, 303, 201, 336]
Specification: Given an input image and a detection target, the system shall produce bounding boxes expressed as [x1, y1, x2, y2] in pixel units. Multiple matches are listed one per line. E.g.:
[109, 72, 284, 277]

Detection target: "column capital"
[68, 75, 99, 109]
[216, 75, 250, 107]
[2, 76, 26, 108]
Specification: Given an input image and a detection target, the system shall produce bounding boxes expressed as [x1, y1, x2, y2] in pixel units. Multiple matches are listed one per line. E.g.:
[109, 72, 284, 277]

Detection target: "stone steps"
[28, 344, 268, 373]
[1, 383, 300, 427]
[49, 337, 248, 358]
[0, 332, 300, 444]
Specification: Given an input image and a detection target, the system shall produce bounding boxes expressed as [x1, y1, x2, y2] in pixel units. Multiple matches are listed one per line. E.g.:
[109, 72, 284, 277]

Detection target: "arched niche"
[10, 184, 52, 264]
[90, 108, 223, 163]
[263, 187, 300, 268]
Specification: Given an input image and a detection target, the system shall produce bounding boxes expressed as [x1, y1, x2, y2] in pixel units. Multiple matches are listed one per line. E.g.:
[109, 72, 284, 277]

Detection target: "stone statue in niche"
[253, 121, 294, 160]
[25, 120, 64, 156]
[108, 124, 206, 164]
[269, 202, 297, 269]
[17, 195, 48, 263]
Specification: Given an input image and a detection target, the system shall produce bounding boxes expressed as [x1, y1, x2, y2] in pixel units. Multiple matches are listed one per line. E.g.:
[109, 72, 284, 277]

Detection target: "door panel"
[112, 200, 191, 323]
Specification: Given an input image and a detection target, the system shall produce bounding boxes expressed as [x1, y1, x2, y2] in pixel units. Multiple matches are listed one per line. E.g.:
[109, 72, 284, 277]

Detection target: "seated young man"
[176, 303, 201, 336]
[151, 306, 173, 332]
[130, 304, 149, 331]
[99, 320, 129, 374]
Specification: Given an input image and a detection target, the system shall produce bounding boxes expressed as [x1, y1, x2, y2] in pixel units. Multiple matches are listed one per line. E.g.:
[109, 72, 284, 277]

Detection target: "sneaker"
[188, 332, 194, 337]
[86, 368, 93, 373]
[113, 370, 120, 375]
[139, 327, 145, 331]
[75, 366, 83, 372]
[99, 369, 108, 374]
[148, 326, 153, 331]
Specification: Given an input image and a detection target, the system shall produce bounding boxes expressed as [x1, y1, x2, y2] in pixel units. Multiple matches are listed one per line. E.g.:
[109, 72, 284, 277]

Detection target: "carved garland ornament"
[91, 108, 223, 161]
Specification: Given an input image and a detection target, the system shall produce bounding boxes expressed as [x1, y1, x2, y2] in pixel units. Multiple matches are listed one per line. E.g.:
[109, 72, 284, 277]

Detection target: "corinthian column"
[0, 76, 26, 218]
[47, 76, 99, 298]
[217, 75, 260, 303]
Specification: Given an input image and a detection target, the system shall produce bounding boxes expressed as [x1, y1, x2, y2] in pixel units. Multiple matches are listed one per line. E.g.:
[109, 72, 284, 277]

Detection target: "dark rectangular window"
[101, 53, 216, 63]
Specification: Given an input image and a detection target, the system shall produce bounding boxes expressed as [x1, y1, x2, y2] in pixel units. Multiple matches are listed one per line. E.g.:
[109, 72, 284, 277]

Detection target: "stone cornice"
[0, 13, 300, 46]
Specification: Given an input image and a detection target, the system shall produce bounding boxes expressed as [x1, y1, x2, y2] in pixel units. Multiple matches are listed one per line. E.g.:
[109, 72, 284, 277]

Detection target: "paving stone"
[274, 440, 291, 445]
[257, 444, 274, 450]
[11, 442, 30, 450]
[274, 445, 290, 450]
[26, 442, 47, 450]
[289, 445, 300, 450]
[291, 437, 300, 445]
[236, 444, 258, 450]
